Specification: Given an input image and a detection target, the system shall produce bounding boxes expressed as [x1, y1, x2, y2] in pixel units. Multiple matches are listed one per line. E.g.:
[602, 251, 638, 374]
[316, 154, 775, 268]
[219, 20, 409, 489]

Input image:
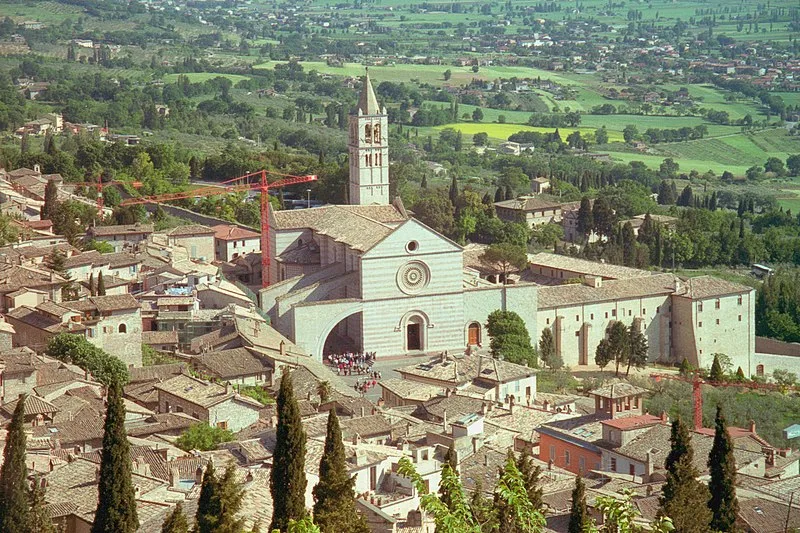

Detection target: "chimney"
[169, 468, 178, 488]
[472, 437, 479, 454]
[483, 454, 489, 467]
[442, 409, 448, 432]
[509, 395, 516, 415]
[353, 434, 361, 446]
[481, 402, 489, 415]
[645, 450, 655, 478]
[279, 340, 286, 357]
[660, 411, 668, 423]
[360, 406, 366, 418]
[749, 420, 756, 434]
[225, 382, 231, 394]
[445, 388, 452, 397]
[195, 466, 204, 484]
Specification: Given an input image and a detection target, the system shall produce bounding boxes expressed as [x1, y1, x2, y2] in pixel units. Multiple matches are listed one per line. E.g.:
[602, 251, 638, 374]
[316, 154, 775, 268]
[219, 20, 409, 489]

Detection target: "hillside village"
[0, 73, 796, 533]
[0, 0, 800, 531]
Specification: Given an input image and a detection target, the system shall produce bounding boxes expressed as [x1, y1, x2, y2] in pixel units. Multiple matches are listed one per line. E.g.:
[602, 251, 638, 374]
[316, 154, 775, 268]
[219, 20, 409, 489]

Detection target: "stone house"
[212, 224, 261, 262]
[141, 330, 179, 353]
[192, 347, 271, 386]
[395, 353, 537, 405]
[0, 264, 65, 312]
[494, 196, 562, 228]
[87, 223, 153, 253]
[530, 177, 551, 194]
[154, 374, 262, 432]
[165, 225, 216, 262]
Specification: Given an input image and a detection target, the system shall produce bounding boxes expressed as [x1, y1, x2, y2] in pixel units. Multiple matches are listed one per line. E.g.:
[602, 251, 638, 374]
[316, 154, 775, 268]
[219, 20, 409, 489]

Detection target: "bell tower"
[348, 69, 389, 205]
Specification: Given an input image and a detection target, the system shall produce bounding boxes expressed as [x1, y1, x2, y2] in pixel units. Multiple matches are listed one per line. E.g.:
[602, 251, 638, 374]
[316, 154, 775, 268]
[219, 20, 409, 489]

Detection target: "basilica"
[259, 72, 758, 377]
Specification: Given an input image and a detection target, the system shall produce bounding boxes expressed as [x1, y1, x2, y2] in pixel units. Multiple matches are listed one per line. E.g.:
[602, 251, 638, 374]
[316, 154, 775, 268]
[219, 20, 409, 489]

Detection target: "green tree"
[97, 271, 106, 296]
[538, 328, 561, 370]
[707, 406, 739, 532]
[312, 410, 368, 533]
[0, 396, 31, 533]
[444, 69, 452, 81]
[623, 124, 638, 143]
[175, 423, 235, 451]
[28, 476, 57, 533]
[473, 132, 489, 146]
[493, 452, 547, 533]
[516, 450, 543, 511]
[480, 242, 528, 282]
[161, 502, 189, 533]
[270, 371, 308, 532]
[215, 465, 246, 532]
[595, 338, 613, 370]
[92, 382, 138, 533]
[606, 321, 629, 376]
[42, 179, 58, 220]
[412, 189, 455, 238]
[88, 272, 96, 296]
[46, 333, 129, 387]
[709, 354, 724, 383]
[591, 197, 616, 237]
[439, 446, 459, 511]
[195, 462, 220, 533]
[659, 418, 712, 533]
[486, 310, 537, 367]
[472, 108, 483, 122]
[567, 477, 589, 533]
[576, 197, 593, 240]
[624, 323, 648, 376]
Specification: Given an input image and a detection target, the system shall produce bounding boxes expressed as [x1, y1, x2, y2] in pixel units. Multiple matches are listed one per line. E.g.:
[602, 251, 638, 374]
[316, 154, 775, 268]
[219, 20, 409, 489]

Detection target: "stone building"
[212, 224, 261, 262]
[165, 224, 216, 262]
[494, 196, 562, 228]
[154, 374, 262, 432]
[87, 223, 153, 252]
[348, 70, 389, 206]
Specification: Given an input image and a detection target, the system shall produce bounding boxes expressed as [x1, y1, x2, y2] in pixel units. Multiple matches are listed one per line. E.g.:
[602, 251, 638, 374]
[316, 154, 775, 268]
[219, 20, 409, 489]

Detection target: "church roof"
[357, 70, 381, 115]
[271, 204, 408, 252]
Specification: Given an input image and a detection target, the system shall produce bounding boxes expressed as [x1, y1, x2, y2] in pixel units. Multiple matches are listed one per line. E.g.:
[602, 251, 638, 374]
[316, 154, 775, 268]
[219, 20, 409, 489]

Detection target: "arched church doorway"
[322, 312, 363, 357]
[467, 322, 481, 346]
[406, 315, 425, 352]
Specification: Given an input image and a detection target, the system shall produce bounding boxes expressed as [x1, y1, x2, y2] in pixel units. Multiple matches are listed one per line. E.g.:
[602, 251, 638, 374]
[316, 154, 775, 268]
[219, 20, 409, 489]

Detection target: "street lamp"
[306, 188, 312, 209]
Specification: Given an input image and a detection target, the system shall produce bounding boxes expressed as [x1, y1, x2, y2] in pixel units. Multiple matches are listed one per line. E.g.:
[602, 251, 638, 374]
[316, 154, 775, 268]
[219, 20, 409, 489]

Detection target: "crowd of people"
[327, 352, 377, 376]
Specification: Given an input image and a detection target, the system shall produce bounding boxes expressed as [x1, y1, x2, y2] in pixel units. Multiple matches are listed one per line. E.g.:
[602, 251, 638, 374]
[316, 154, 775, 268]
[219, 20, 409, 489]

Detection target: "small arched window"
[364, 124, 372, 141]
[118, 323, 127, 334]
[756, 364, 764, 377]
[373, 124, 381, 144]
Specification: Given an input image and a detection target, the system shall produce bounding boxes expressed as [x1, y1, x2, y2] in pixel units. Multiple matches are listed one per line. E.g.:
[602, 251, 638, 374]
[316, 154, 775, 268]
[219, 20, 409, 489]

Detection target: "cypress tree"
[567, 476, 588, 533]
[161, 502, 189, 533]
[97, 271, 106, 296]
[270, 371, 307, 532]
[195, 462, 221, 533]
[312, 410, 369, 533]
[215, 465, 245, 532]
[42, 179, 58, 221]
[439, 445, 459, 511]
[516, 449, 543, 511]
[709, 353, 724, 382]
[708, 406, 739, 532]
[659, 418, 711, 533]
[469, 480, 491, 526]
[89, 272, 96, 296]
[449, 173, 459, 206]
[92, 382, 138, 533]
[29, 477, 57, 533]
[0, 396, 31, 533]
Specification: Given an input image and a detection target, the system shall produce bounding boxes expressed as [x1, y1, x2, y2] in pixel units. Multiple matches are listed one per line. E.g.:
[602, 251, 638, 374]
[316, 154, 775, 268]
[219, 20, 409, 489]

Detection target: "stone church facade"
[259, 72, 756, 375]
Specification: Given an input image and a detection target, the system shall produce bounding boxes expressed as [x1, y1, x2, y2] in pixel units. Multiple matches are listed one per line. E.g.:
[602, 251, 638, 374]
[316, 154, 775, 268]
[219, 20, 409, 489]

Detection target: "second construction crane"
[121, 169, 317, 288]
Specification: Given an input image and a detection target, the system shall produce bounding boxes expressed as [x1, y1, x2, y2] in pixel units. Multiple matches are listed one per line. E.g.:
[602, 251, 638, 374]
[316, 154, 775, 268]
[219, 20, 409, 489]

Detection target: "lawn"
[253, 61, 575, 86]
[433, 122, 625, 143]
[163, 73, 251, 84]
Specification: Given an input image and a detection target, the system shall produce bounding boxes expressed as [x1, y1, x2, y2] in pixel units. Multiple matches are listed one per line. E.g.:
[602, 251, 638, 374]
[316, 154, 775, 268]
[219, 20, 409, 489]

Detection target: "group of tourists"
[327, 351, 377, 376]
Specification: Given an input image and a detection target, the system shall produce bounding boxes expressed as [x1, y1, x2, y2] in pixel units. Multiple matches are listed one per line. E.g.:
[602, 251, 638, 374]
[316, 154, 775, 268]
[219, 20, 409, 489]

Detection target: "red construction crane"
[650, 371, 798, 431]
[120, 169, 318, 288]
[69, 175, 143, 216]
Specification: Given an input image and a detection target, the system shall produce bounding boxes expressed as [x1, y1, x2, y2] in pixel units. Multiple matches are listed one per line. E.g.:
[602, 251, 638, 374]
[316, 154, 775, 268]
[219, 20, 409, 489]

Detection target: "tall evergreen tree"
[92, 382, 138, 533]
[538, 328, 560, 370]
[438, 445, 459, 511]
[708, 407, 739, 532]
[576, 197, 593, 239]
[270, 371, 307, 532]
[42, 179, 58, 220]
[659, 418, 711, 533]
[709, 353, 724, 382]
[195, 462, 221, 533]
[97, 271, 106, 296]
[28, 477, 57, 533]
[0, 396, 31, 533]
[515, 450, 542, 511]
[567, 476, 588, 533]
[313, 410, 369, 533]
[161, 502, 189, 533]
[89, 272, 96, 296]
[449, 173, 459, 207]
[215, 465, 245, 532]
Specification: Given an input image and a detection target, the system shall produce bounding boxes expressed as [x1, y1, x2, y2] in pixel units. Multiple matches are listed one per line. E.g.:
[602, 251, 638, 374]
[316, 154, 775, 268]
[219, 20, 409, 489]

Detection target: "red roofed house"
[212, 224, 261, 262]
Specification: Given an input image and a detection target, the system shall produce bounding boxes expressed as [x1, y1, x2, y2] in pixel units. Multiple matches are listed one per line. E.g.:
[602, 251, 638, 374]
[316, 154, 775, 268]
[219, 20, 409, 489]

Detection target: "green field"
[433, 122, 625, 143]
[162, 73, 251, 84]
[253, 61, 574, 86]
